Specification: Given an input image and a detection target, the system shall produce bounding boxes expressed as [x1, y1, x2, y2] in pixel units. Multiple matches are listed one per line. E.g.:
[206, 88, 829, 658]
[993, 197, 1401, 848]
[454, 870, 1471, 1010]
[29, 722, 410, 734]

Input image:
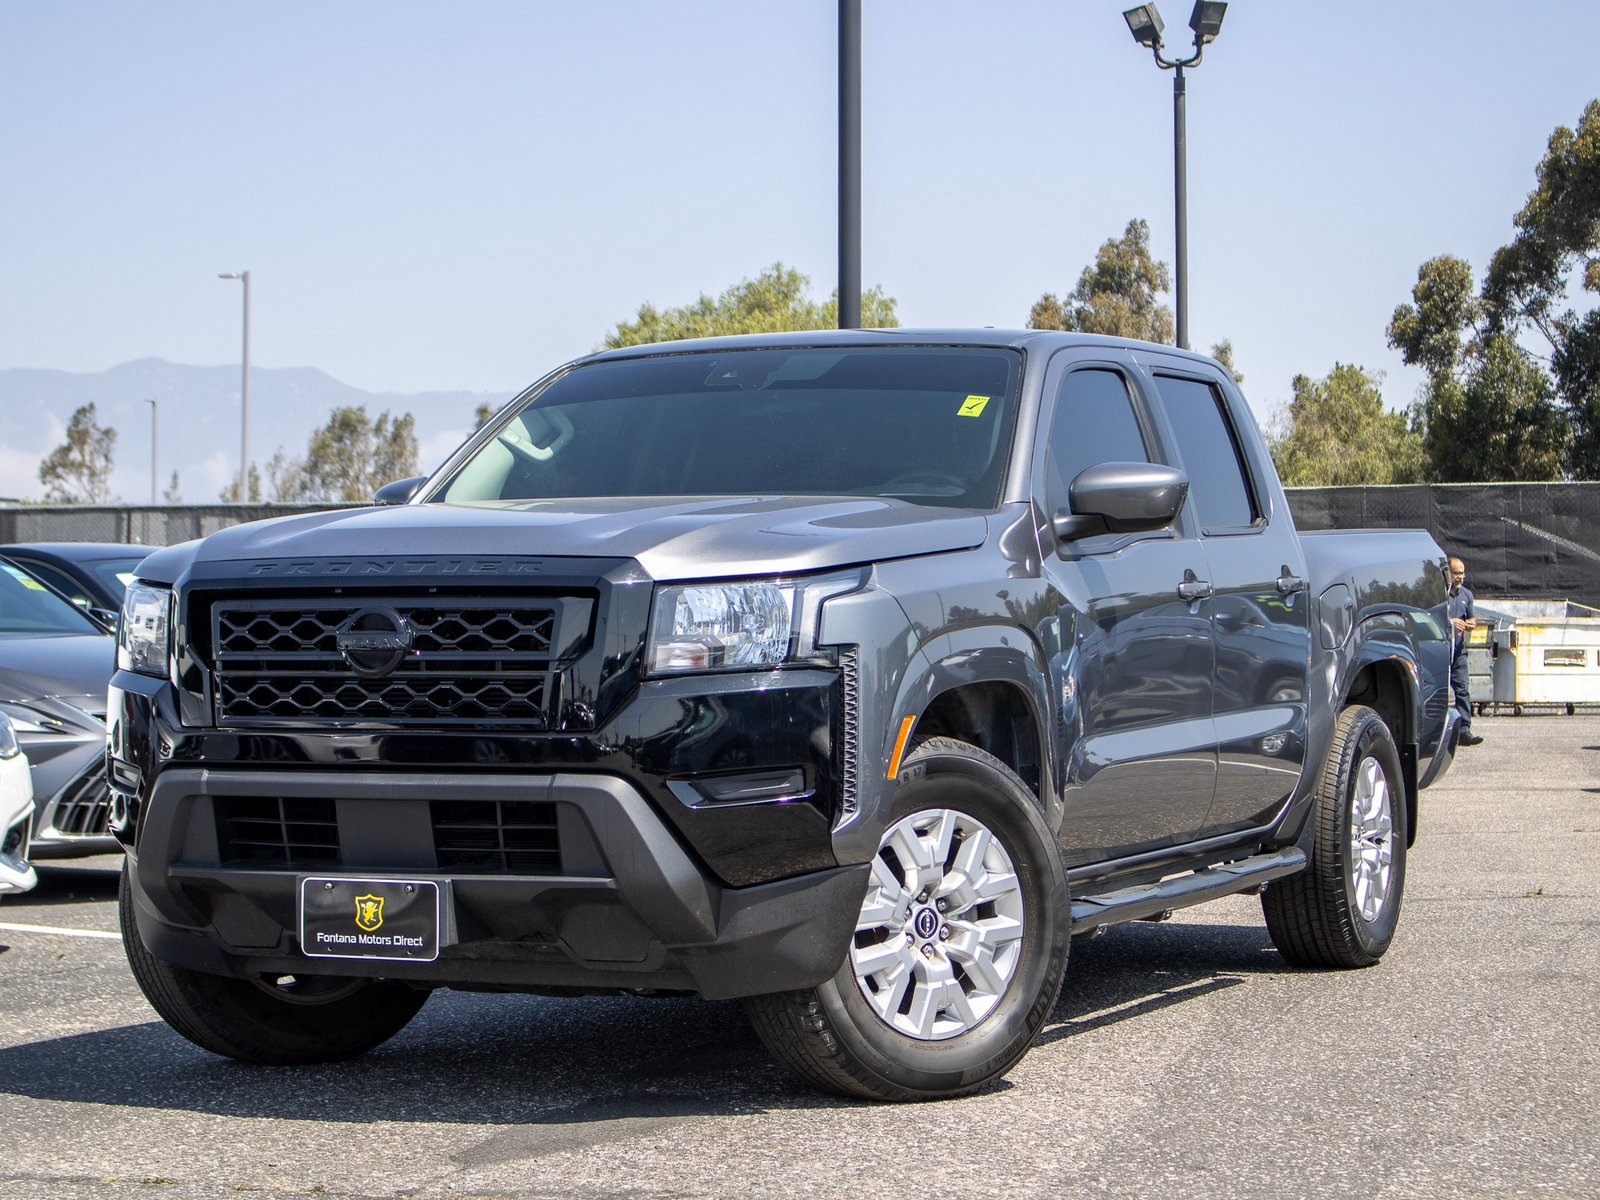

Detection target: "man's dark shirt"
[1448, 583, 1475, 652]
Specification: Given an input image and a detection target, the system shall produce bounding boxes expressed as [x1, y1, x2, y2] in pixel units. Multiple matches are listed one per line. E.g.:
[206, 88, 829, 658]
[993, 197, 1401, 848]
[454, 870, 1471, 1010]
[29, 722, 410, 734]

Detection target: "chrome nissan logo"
[333, 606, 414, 678]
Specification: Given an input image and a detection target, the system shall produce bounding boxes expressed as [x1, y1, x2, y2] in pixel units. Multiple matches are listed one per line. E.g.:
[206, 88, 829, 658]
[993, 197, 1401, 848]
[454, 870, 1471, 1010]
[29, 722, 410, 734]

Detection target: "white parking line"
[0, 922, 121, 941]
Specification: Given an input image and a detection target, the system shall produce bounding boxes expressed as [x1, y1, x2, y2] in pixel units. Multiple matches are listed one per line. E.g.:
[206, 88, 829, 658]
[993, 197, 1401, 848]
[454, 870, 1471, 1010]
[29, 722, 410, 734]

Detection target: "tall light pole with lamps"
[1122, 2, 1227, 351]
[217, 270, 251, 499]
[145, 398, 158, 505]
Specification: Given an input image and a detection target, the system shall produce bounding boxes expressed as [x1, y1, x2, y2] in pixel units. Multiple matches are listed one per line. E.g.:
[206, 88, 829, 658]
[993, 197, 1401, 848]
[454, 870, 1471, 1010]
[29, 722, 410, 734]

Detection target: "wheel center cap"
[913, 907, 940, 940]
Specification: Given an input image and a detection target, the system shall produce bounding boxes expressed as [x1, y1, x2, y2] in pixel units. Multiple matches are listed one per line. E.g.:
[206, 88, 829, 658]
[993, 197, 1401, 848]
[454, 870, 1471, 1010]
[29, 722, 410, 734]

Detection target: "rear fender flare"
[1283, 610, 1424, 849]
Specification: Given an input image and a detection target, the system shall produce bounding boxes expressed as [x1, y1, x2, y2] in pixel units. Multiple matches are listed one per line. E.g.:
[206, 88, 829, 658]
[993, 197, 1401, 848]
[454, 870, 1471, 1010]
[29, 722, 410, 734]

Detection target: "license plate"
[299, 877, 440, 962]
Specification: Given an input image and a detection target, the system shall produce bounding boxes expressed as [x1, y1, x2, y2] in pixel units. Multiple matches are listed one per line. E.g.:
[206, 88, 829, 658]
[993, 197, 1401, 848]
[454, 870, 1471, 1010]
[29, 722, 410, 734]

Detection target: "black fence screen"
[1287, 483, 1600, 605]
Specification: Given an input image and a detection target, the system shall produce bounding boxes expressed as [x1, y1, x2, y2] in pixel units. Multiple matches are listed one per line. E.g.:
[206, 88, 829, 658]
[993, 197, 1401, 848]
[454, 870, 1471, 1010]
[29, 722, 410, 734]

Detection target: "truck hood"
[142, 497, 991, 582]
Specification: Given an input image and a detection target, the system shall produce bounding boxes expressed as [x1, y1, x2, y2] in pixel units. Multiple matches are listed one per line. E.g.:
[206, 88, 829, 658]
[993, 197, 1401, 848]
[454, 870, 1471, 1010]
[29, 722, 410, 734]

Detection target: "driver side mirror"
[373, 476, 428, 506]
[1052, 462, 1189, 543]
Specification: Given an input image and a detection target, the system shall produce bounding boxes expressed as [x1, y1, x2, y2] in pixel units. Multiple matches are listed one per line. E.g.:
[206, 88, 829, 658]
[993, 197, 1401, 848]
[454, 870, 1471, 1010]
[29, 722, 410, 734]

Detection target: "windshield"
[436, 346, 1022, 509]
[85, 556, 145, 597]
[0, 562, 106, 636]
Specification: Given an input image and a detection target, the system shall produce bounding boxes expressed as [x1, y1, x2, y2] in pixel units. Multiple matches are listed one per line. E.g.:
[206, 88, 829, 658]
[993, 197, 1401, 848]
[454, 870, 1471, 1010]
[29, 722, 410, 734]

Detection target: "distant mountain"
[0, 359, 512, 503]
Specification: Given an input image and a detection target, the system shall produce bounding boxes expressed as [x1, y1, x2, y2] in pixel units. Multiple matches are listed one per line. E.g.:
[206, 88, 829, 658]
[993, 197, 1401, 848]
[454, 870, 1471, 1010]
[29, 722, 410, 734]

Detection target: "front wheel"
[744, 738, 1069, 1101]
[120, 865, 429, 1064]
[1263, 704, 1408, 968]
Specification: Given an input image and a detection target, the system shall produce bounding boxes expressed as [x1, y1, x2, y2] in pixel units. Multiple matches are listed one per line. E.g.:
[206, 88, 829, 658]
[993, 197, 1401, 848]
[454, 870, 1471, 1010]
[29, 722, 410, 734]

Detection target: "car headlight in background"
[0, 713, 19, 759]
[118, 584, 172, 677]
[647, 572, 863, 675]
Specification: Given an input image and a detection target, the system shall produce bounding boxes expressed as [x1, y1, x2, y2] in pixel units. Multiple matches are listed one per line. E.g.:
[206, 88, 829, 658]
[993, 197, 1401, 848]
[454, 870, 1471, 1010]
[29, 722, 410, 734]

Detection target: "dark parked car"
[0, 543, 155, 627]
[0, 559, 116, 857]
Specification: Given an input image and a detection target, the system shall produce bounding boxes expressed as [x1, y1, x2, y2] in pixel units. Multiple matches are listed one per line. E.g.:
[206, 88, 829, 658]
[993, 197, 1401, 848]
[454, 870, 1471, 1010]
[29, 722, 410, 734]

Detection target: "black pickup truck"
[111, 330, 1457, 1100]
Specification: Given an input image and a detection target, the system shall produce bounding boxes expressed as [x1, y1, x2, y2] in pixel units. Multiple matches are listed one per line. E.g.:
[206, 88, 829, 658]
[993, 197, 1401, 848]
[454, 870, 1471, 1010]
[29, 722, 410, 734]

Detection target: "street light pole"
[218, 270, 251, 499]
[838, 0, 862, 329]
[1173, 61, 1188, 350]
[145, 398, 158, 505]
[1123, 3, 1227, 352]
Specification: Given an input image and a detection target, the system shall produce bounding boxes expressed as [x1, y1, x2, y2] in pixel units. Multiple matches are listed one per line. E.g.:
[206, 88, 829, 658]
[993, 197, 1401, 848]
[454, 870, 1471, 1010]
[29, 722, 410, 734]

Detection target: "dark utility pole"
[1173, 64, 1188, 350]
[838, 0, 861, 329]
[1122, 3, 1227, 352]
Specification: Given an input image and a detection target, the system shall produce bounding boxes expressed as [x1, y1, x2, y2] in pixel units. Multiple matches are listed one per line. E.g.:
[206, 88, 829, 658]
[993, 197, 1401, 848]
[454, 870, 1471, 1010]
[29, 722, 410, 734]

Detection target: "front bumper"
[7, 701, 115, 858]
[0, 753, 37, 895]
[121, 767, 868, 999]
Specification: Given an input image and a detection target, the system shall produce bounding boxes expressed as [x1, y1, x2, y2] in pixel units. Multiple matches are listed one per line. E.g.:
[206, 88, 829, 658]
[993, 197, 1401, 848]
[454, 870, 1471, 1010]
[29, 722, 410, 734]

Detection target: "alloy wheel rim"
[1349, 754, 1394, 923]
[850, 807, 1026, 1041]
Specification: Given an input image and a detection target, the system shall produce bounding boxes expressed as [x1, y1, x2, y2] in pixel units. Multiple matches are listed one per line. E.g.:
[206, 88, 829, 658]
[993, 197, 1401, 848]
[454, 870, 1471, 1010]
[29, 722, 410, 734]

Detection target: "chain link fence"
[0, 504, 358, 548]
[6, 483, 1600, 605]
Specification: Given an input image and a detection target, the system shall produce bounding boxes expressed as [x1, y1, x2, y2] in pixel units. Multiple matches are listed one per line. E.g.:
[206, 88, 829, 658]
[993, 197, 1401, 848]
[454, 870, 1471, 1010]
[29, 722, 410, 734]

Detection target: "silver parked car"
[0, 712, 37, 894]
[0, 560, 116, 857]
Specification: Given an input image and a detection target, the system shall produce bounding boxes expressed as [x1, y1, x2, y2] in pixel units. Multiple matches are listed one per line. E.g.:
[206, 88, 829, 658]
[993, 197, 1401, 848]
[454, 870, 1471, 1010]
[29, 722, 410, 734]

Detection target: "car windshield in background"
[0, 563, 105, 637]
[437, 347, 1023, 509]
[85, 557, 145, 596]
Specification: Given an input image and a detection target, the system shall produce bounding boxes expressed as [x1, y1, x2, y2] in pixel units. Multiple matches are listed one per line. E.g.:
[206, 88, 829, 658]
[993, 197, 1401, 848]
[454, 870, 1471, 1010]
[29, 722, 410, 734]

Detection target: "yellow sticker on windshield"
[2, 564, 45, 590]
[958, 395, 991, 418]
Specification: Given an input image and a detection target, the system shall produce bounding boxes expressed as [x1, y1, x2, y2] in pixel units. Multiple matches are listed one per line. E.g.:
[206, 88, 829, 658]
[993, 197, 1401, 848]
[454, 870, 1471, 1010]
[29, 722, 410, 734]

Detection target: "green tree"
[1388, 255, 1575, 481]
[1412, 336, 1567, 482]
[270, 407, 419, 503]
[161, 471, 182, 504]
[1483, 99, 1600, 347]
[1210, 339, 1243, 385]
[39, 403, 116, 503]
[1386, 254, 1483, 378]
[603, 263, 898, 349]
[1028, 218, 1175, 344]
[219, 464, 262, 503]
[1267, 364, 1424, 486]
[472, 401, 497, 431]
[1554, 311, 1600, 476]
[1483, 99, 1600, 475]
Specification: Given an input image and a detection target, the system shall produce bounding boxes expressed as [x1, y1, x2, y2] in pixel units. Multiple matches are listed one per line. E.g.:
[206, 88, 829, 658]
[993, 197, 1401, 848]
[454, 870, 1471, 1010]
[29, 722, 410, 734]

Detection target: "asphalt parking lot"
[1, 714, 1596, 1200]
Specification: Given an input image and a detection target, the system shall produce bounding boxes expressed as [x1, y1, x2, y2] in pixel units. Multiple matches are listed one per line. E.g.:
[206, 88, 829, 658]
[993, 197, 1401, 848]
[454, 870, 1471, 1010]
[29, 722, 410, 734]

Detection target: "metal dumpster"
[1476, 599, 1600, 714]
[1464, 612, 1498, 712]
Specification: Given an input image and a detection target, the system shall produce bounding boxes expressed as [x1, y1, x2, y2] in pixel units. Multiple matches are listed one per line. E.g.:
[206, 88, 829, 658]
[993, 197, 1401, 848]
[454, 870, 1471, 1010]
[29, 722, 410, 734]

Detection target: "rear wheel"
[120, 864, 429, 1063]
[1263, 704, 1407, 968]
[744, 738, 1069, 1100]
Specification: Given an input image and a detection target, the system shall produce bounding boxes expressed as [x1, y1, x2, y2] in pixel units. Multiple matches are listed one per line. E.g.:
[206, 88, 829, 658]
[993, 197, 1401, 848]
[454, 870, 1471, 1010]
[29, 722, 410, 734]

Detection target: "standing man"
[1448, 556, 1483, 746]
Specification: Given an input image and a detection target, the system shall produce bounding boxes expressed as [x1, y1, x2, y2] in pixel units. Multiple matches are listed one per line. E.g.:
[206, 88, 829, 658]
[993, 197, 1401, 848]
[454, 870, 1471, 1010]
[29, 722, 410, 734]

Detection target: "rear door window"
[1149, 375, 1258, 532]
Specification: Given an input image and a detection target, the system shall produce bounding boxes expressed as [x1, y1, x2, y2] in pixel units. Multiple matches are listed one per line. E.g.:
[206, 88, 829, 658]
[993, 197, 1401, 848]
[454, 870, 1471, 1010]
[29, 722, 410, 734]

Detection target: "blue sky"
[3, 2, 1596, 436]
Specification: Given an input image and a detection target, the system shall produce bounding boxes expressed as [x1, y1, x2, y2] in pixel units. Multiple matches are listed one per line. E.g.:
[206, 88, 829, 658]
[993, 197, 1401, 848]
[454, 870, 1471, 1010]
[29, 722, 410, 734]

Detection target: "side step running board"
[1070, 847, 1307, 936]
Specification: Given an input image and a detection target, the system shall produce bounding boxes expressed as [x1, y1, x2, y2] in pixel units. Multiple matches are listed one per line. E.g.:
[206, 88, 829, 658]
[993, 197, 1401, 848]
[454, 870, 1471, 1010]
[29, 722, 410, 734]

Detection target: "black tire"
[743, 737, 1069, 1101]
[119, 864, 429, 1064]
[1263, 704, 1408, 968]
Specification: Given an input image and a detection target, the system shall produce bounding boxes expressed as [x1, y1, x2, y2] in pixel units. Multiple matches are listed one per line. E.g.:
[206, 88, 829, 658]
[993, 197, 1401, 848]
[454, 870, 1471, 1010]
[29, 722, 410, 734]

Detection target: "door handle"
[1177, 579, 1213, 602]
[1277, 574, 1307, 595]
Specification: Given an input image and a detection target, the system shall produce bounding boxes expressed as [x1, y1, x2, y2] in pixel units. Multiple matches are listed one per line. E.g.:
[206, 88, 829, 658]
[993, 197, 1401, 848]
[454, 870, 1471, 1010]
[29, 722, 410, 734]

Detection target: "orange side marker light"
[886, 714, 917, 780]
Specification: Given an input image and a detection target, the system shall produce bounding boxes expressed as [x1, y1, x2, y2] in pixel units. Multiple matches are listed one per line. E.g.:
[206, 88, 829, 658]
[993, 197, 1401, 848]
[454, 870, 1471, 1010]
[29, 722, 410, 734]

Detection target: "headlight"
[0, 713, 18, 759]
[118, 584, 173, 677]
[647, 572, 863, 675]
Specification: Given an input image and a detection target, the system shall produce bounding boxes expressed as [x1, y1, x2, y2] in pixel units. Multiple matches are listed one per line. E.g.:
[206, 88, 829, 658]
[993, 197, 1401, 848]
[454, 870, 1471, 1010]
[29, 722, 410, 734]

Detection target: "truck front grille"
[217, 796, 341, 866]
[211, 599, 560, 726]
[431, 800, 560, 873]
[211, 795, 562, 874]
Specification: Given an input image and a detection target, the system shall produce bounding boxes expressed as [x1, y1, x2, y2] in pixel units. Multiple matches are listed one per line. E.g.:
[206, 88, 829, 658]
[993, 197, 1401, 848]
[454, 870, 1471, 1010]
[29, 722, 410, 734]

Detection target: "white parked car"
[0, 711, 37, 895]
